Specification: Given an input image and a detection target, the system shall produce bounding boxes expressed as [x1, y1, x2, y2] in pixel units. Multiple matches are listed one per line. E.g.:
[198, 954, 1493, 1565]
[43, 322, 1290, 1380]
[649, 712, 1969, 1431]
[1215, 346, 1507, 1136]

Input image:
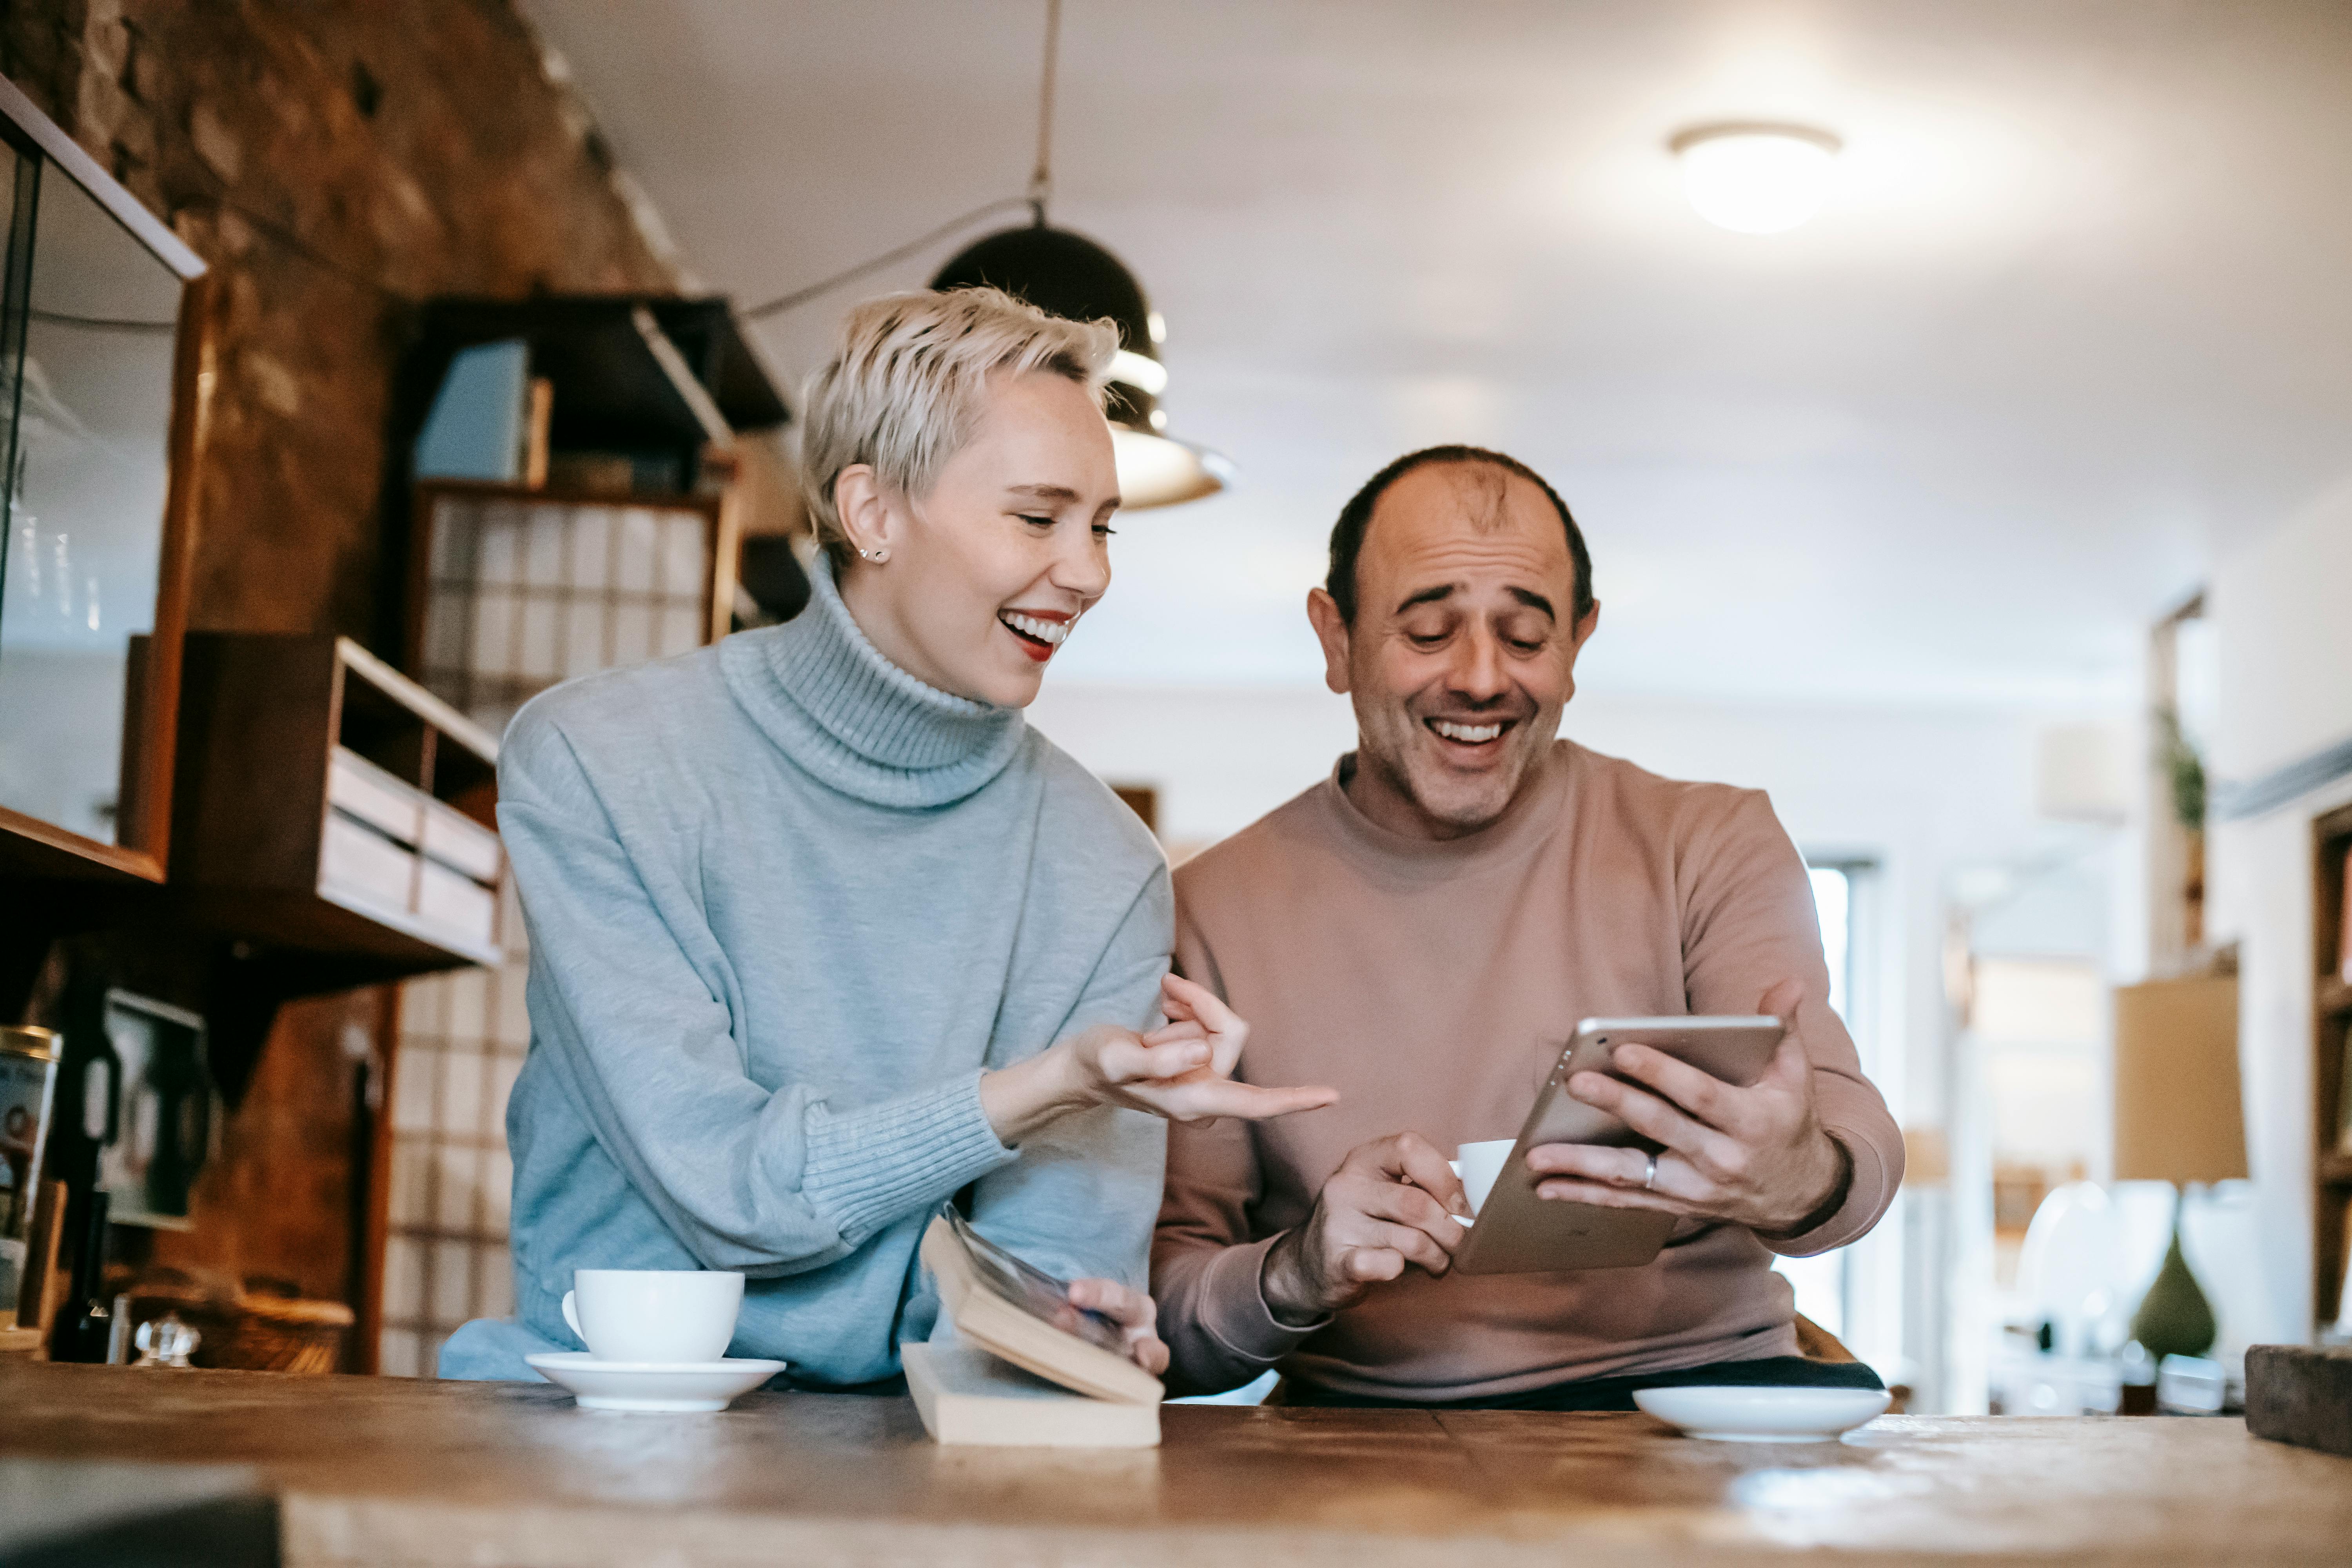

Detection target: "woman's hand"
[981, 974, 1337, 1145]
[1087, 975, 1339, 1124]
[1065, 1277, 1170, 1375]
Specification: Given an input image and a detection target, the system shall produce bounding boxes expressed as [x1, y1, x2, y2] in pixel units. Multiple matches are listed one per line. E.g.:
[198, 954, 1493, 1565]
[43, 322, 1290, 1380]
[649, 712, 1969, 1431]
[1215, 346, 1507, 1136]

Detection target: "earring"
[858, 546, 889, 563]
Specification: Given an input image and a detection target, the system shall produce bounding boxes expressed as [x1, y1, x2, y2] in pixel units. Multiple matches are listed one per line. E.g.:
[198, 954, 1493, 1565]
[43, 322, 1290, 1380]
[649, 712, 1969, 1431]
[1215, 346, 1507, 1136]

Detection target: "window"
[1773, 862, 1869, 1343]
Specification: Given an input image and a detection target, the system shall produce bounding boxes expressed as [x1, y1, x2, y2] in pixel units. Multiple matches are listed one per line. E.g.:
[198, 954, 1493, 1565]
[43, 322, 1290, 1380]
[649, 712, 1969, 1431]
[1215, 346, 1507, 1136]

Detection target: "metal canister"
[1, 1025, 61, 1322]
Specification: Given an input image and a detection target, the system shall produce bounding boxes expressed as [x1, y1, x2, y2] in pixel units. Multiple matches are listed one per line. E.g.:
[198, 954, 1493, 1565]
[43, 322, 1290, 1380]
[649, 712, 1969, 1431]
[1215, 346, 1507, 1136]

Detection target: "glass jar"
[0, 1025, 61, 1325]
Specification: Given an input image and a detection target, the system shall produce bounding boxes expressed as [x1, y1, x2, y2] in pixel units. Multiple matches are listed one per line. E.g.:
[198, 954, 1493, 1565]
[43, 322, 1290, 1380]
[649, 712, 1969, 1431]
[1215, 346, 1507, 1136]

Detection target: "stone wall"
[0, 0, 679, 637]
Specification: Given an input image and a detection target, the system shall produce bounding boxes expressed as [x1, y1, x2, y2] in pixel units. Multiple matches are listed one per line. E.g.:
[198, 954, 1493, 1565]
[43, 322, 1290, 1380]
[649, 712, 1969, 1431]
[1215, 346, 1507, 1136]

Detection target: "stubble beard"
[1357, 694, 1561, 837]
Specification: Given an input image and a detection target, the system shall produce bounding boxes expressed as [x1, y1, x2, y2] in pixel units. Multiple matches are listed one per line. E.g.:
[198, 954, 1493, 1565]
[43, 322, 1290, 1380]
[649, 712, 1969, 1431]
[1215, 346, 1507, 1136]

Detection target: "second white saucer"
[525, 1351, 786, 1412]
[1633, 1385, 1891, 1442]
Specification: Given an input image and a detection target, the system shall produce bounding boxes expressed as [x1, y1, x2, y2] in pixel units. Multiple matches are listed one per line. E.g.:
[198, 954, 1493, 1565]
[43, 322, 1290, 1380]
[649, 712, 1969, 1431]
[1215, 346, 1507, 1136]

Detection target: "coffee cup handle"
[561, 1290, 581, 1343]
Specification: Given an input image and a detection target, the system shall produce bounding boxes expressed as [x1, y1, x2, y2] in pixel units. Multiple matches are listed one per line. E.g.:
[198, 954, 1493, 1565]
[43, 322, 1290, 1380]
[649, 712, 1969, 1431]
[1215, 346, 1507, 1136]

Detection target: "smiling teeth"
[1000, 612, 1071, 646]
[1432, 720, 1503, 743]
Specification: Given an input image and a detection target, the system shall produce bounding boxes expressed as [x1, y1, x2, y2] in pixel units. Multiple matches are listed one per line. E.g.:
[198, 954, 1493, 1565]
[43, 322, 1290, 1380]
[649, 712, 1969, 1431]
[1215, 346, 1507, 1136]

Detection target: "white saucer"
[524, 1352, 787, 1412]
[1633, 1385, 1891, 1442]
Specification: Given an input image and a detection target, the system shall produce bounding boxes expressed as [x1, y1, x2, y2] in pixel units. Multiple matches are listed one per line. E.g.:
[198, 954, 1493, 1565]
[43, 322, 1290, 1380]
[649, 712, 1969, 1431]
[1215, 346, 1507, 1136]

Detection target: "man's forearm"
[1151, 1234, 1326, 1397]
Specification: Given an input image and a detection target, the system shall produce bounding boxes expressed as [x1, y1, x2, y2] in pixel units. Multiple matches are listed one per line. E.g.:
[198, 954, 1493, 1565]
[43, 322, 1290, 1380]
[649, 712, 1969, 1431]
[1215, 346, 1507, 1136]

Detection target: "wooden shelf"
[2321, 1150, 2352, 1188]
[0, 806, 164, 884]
[167, 633, 506, 991]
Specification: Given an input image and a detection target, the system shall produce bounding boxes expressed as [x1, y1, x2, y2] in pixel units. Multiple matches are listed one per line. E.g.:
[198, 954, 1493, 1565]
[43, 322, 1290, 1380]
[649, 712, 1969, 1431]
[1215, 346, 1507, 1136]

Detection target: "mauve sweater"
[1152, 740, 1901, 1401]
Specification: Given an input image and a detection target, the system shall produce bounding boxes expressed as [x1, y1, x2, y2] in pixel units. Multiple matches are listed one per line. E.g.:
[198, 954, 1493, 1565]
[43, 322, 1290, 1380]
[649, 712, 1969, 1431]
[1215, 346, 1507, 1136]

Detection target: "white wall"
[1032, 682, 2096, 1119]
[2213, 480, 2352, 782]
[1029, 680, 2120, 1396]
[2204, 478, 2352, 1343]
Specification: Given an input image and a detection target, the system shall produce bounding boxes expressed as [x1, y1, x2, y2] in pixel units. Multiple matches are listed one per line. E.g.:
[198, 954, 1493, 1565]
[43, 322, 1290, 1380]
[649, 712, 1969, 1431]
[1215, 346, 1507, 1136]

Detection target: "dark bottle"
[51, 1189, 118, 1364]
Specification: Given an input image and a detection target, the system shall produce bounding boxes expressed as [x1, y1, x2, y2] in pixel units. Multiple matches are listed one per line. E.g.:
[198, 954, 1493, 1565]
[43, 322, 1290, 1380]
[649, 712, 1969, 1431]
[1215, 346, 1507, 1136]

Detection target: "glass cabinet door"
[0, 134, 185, 848]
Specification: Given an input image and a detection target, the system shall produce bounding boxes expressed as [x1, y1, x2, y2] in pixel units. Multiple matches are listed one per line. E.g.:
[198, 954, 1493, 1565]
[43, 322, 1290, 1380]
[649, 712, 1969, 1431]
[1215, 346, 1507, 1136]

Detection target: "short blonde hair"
[799, 287, 1118, 569]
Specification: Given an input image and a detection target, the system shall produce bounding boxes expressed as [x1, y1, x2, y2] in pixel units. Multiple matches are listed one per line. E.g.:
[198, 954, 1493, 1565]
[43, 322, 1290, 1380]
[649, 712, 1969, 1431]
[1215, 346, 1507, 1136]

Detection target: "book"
[918, 1207, 1163, 1412]
[902, 1342, 1160, 1449]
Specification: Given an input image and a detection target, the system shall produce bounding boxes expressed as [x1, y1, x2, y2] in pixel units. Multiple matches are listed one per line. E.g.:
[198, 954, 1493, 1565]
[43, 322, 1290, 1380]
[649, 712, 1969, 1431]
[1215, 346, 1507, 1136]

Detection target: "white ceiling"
[523, 0, 2352, 707]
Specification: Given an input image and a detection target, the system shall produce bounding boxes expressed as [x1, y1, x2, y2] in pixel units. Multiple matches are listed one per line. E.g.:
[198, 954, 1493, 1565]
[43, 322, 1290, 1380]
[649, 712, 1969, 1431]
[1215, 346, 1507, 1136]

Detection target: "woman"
[440, 288, 1331, 1384]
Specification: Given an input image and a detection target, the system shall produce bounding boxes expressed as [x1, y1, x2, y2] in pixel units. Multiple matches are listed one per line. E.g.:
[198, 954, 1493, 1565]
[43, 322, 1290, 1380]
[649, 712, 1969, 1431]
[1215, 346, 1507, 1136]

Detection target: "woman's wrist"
[978, 1041, 1090, 1147]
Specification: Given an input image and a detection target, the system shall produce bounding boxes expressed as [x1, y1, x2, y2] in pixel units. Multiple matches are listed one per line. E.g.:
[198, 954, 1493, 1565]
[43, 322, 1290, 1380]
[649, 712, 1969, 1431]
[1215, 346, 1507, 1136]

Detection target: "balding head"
[1325, 446, 1594, 625]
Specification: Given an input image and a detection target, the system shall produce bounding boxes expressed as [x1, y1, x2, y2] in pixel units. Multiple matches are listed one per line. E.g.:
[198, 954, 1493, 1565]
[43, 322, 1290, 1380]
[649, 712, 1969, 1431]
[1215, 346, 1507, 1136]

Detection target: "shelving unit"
[405, 479, 733, 736]
[2312, 801, 2352, 1327]
[167, 633, 505, 987]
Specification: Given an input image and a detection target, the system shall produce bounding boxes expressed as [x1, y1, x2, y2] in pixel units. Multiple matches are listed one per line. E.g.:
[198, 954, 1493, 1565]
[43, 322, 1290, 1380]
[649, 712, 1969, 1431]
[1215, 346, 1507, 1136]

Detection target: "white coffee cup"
[1452, 1139, 1517, 1217]
[561, 1269, 744, 1364]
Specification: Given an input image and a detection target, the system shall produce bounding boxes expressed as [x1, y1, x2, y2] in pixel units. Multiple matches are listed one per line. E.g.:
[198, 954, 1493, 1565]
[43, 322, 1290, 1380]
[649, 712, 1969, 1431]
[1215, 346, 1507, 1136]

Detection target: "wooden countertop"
[4, 1361, 2350, 1567]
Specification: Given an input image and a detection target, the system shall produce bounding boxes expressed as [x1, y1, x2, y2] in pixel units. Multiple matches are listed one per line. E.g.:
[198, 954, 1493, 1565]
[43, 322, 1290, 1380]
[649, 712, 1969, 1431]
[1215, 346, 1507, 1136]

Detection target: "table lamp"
[2111, 976, 2246, 1359]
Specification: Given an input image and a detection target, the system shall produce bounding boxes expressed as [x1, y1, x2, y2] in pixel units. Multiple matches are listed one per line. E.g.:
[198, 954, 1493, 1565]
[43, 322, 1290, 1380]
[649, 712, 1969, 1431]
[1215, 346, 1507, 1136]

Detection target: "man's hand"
[1522, 980, 1847, 1236]
[982, 975, 1338, 1145]
[1261, 1133, 1470, 1325]
[1065, 1277, 1170, 1376]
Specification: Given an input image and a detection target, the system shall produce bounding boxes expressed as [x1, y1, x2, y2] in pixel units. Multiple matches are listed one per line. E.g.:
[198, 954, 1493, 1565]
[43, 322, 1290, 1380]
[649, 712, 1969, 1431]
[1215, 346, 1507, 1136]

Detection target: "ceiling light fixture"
[929, 0, 1224, 508]
[929, 224, 1228, 507]
[744, 0, 1227, 510]
[1669, 123, 1842, 235]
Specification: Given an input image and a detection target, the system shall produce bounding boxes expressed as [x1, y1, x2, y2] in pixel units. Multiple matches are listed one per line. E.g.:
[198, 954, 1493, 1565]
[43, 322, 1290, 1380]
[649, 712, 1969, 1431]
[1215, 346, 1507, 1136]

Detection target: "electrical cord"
[739, 195, 1034, 321]
[740, 0, 1065, 322]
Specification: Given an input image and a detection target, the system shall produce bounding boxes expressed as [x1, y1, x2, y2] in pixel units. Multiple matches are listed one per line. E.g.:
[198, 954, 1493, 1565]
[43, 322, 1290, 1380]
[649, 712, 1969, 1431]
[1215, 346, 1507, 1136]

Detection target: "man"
[1152, 446, 1902, 1408]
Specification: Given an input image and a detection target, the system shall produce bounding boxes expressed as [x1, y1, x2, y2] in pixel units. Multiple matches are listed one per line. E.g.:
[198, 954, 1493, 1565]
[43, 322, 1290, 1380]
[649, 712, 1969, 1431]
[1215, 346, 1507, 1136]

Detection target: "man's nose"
[1446, 624, 1512, 703]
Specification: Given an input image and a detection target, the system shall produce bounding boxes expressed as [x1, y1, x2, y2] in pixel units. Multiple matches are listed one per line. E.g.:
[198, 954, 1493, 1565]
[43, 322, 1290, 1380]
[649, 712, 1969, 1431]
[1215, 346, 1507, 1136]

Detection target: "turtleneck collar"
[719, 552, 1027, 809]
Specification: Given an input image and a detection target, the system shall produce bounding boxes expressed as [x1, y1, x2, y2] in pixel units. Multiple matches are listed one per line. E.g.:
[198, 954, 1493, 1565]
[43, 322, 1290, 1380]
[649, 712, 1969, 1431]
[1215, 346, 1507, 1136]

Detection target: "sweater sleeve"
[1150, 911, 1324, 1395]
[960, 862, 1174, 1291]
[1679, 789, 1904, 1256]
[498, 705, 1015, 1277]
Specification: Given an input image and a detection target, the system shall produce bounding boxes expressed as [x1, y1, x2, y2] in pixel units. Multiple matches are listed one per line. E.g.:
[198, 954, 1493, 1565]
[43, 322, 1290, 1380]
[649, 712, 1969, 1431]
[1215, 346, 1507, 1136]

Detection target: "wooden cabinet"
[168, 633, 504, 985]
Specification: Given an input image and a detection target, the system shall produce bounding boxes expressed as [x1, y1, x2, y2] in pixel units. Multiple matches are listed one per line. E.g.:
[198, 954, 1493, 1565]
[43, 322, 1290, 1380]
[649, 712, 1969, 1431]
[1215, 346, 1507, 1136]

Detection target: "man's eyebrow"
[1393, 584, 1557, 620]
[1007, 483, 1083, 502]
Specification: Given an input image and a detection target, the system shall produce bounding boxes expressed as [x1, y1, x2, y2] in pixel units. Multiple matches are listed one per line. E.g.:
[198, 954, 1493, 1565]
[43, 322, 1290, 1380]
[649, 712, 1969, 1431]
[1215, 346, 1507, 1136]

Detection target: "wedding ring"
[1642, 1152, 1658, 1191]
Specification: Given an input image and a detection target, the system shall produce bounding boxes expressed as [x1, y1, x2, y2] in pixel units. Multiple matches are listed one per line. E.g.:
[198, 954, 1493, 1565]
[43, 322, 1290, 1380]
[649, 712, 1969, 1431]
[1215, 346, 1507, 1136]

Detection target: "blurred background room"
[3, 0, 2350, 1423]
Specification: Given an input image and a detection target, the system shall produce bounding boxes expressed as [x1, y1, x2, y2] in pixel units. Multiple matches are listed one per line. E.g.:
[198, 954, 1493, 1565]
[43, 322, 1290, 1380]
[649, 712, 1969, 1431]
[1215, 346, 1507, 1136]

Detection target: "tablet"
[1450, 1015, 1786, 1276]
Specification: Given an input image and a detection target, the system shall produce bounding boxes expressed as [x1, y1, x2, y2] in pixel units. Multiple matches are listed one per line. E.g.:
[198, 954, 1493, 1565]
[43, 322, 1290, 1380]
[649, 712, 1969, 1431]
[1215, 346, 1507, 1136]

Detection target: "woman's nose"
[1052, 531, 1112, 601]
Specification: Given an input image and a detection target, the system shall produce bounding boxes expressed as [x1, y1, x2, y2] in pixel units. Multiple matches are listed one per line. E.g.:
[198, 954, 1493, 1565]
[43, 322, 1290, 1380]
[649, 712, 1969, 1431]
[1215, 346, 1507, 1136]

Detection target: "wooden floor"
[4, 1361, 2350, 1566]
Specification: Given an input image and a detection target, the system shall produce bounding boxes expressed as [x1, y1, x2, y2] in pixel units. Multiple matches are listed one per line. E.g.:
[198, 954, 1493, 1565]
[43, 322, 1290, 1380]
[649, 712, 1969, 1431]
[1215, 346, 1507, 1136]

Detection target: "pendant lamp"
[931, 224, 1228, 509]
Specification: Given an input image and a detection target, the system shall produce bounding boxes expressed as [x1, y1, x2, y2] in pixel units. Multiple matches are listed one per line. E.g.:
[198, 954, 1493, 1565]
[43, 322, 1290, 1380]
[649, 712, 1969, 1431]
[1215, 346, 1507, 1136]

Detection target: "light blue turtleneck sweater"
[443, 557, 1171, 1387]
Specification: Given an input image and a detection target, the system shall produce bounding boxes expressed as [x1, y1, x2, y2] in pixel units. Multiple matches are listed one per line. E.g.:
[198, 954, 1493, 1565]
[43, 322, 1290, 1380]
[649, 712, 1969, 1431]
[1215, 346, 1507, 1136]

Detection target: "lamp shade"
[2111, 976, 2247, 1184]
[931, 225, 1226, 508]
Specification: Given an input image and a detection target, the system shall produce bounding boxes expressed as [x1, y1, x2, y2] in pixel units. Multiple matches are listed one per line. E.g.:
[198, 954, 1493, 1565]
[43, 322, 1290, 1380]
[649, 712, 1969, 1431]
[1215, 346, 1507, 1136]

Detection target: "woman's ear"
[833, 464, 894, 562]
